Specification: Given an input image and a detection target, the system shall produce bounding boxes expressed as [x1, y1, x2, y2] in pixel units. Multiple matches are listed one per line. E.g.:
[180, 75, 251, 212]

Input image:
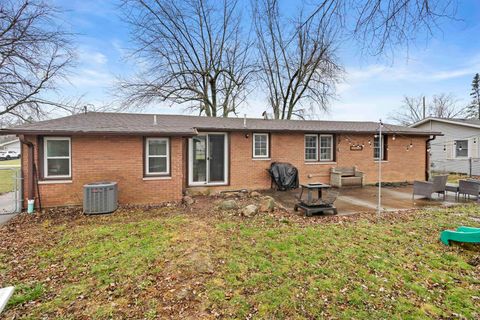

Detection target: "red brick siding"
[205, 132, 427, 191]
[21, 132, 427, 208]
[22, 135, 184, 208]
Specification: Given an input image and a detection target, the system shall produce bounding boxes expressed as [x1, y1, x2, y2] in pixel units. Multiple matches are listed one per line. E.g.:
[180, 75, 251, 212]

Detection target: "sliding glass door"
[189, 133, 228, 185]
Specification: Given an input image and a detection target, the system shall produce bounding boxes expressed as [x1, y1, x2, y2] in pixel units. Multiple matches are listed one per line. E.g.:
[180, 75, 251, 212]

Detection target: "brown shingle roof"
[0, 112, 440, 136]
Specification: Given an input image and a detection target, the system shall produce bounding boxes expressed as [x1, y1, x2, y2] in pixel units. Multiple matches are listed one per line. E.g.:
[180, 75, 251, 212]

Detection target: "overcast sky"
[52, 0, 480, 123]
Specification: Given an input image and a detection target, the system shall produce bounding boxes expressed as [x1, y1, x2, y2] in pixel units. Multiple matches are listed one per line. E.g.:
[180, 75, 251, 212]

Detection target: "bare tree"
[430, 93, 465, 118]
[0, 0, 74, 122]
[119, 0, 254, 117]
[390, 93, 465, 125]
[305, 0, 458, 56]
[389, 95, 425, 125]
[253, 0, 342, 119]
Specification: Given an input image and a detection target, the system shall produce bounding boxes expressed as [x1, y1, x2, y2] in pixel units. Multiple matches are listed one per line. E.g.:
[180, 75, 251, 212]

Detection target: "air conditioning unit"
[83, 182, 118, 214]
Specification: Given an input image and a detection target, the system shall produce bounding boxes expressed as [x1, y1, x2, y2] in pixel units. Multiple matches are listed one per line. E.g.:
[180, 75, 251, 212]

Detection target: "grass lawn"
[1, 201, 479, 319]
[0, 158, 20, 194]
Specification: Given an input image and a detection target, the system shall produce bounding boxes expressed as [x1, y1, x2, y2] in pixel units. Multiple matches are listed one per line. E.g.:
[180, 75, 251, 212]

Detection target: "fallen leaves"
[0, 200, 479, 319]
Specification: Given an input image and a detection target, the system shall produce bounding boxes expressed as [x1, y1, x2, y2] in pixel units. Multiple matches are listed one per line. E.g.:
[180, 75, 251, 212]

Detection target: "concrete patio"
[263, 185, 473, 216]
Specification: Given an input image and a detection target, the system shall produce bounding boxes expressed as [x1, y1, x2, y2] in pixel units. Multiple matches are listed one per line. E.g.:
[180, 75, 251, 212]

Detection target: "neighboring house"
[0, 112, 439, 209]
[411, 118, 480, 175]
[0, 139, 20, 153]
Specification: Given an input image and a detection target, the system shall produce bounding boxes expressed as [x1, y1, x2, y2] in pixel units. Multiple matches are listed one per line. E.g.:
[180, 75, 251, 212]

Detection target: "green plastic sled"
[440, 226, 480, 246]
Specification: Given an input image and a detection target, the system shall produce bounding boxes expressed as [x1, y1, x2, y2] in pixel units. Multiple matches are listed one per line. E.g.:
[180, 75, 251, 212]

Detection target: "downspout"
[426, 135, 436, 181]
[19, 135, 34, 207]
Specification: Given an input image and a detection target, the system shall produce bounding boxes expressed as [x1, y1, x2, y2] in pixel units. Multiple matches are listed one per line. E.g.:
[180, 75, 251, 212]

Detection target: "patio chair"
[330, 166, 364, 187]
[458, 179, 480, 200]
[412, 175, 448, 200]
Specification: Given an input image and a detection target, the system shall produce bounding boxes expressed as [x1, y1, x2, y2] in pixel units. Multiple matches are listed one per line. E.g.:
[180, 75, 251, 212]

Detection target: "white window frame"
[252, 133, 269, 158]
[43, 137, 71, 179]
[304, 134, 318, 161]
[319, 134, 334, 161]
[373, 135, 386, 161]
[188, 132, 229, 186]
[454, 139, 469, 158]
[145, 138, 170, 176]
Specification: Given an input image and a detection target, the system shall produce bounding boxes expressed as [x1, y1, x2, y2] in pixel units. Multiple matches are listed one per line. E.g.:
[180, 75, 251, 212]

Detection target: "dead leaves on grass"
[0, 199, 479, 318]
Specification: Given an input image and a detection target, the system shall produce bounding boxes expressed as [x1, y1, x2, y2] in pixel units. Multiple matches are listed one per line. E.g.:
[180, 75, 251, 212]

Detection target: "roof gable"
[411, 117, 480, 129]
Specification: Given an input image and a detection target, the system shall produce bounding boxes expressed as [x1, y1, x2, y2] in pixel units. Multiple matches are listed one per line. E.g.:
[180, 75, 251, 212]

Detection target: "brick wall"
[22, 135, 184, 208]
[197, 132, 427, 192]
[21, 132, 427, 208]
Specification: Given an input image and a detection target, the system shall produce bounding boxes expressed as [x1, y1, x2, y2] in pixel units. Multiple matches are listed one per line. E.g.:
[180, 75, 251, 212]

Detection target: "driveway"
[264, 185, 463, 216]
[0, 191, 19, 225]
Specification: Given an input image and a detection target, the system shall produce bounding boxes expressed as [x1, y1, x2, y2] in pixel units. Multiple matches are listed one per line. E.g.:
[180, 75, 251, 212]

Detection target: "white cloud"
[344, 56, 480, 86]
[348, 65, 387, 81]
[67, 68, 114, 88]
[77, 48, 108, 66]
[90, 52, 108, 65]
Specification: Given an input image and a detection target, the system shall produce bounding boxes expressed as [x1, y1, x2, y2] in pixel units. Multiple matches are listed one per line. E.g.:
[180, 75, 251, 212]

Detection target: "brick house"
[1, 112, 439, 208]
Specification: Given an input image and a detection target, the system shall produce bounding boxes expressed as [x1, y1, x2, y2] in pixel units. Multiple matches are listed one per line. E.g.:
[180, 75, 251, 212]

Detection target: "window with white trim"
[146, 138, 170, 175]
[44, 137, 71, 178]
[253, 133, 269, 158]
[373, 135, 387, 160]
[319, 135, 333, 161]
[305, 134, 318, 161]
[455, 140, 468, 158]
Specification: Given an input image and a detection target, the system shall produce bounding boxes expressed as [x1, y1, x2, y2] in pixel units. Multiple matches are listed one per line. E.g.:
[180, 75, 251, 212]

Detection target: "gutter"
[18, 135, 34, 203]
[0, 129, 198, 137]
[0, 126, 442, 137]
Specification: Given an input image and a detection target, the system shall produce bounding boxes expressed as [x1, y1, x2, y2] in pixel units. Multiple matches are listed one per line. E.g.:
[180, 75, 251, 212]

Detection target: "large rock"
[219, 199, 238, 210]
[182, 196, 195, 206]
[175, 287, 191, 300]
[242, 204, 258, 217]
[259, 196, 275, 212]
[250, 191, 262, 198]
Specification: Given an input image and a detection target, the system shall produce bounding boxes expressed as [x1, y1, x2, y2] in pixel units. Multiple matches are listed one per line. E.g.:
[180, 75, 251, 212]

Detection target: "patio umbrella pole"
[377, 120, 383, 217]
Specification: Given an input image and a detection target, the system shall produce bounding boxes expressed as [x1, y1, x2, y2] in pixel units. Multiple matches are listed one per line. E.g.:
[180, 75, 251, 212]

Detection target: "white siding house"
[411, 118, 480, 175]
[0, 139, 20, 153]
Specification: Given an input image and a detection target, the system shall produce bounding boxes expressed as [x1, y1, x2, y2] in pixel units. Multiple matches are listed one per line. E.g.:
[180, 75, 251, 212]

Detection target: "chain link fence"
[0, 165, 22, 214]
[431, 158, 480, 177]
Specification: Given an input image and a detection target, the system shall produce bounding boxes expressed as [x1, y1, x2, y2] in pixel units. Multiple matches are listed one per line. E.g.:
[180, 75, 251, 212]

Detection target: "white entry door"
[188, 133, 228, 186]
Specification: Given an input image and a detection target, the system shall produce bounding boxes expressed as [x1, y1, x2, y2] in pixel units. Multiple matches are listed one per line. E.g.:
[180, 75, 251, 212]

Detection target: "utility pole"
[377, 119, 383, 217]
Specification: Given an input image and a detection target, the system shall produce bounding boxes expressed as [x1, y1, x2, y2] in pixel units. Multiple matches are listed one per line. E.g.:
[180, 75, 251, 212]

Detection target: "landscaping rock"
[182, 196, 195, 206]
[259, 196, 275, 212]
[191, 252, 214, 273]
[242, 204, 258, 217]
[219, 199, 238, 210]
[250, 191, 262, 198]
[175, 287, 191, 300]
[468, 255, 480, 267]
